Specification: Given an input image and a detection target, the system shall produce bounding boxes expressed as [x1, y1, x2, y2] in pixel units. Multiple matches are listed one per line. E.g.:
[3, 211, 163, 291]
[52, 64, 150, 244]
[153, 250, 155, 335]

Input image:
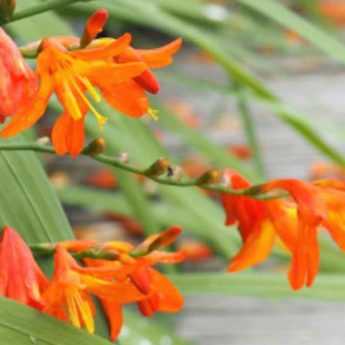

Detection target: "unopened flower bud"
[131, 226, 182, 257]
[83, 138, 106, 156]
[145, 158, 170, 177]
[197, 169, 222, 185]
[81, 8, 109, 47]
[0, 0, 16, 21]
[147, 226, 182, 252]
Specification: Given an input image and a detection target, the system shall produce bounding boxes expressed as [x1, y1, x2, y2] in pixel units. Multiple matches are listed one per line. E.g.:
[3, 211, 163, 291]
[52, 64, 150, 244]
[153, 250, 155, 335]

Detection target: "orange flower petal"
[136, 38, 183, 68]
[101, 300, 123, 341]
[73, 33, 132, 60]
[51, 113, 85, 157]
[134, 69, 160, 94]
[150, 269, 184, 312]
[288, 224, 320, 290]
[228, 221, 275, 272]
[89, 61, 146, 85]
[0, 73, 52, 137]
[100, 80, 148, 117]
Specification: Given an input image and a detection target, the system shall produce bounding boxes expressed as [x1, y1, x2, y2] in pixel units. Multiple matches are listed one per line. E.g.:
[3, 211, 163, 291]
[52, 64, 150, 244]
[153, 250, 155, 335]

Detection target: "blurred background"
[8, 0, 345, 344]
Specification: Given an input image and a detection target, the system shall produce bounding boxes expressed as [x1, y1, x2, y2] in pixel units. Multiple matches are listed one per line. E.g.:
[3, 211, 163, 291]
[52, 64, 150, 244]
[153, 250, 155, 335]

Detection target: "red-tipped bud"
[131, 227, 182, 257]
[134, 70, 160, 94]
[148, 226, 182, 252]
[81, 8, 109, 47]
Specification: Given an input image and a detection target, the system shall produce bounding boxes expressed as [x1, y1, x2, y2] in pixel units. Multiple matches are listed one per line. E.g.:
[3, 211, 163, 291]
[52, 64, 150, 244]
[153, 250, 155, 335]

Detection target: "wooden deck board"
[177, 296, 345, 345]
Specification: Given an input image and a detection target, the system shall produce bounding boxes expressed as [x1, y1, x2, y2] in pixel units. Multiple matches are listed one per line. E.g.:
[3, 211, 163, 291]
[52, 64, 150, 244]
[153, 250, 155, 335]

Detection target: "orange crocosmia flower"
[119, 231, 184, 319]
[114, 37, 182, 114]
[0, 28, 38, 122]
[0, 35, 146, 157]
[262, 178, 345, 290]
[89, 28, 182, 115]
[84, 256, 184, 341]
[42, 245, 142, 334]
[83, 229, 184, 341]
[222, 170, 345, 290]
[221, 170, 298, 273]
[65, 8, 182, 117]
[0, 226, 48, 308]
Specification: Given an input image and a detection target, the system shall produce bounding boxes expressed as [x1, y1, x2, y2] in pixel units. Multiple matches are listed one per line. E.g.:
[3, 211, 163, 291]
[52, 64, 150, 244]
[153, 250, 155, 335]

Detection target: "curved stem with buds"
[0, 142, 287, 200]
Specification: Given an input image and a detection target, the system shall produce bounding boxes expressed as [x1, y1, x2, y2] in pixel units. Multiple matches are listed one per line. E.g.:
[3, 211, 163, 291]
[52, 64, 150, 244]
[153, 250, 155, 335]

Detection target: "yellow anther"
[148, 107, 159, 121]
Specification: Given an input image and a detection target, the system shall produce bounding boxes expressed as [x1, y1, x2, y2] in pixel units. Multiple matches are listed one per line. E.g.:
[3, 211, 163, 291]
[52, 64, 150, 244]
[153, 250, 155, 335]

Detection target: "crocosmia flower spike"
[0, 226, 48, 308]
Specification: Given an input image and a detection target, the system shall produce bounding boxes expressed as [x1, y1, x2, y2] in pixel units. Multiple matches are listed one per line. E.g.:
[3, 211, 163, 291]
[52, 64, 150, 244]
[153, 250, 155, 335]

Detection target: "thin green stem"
[234, 82, 266, 181]
[0, 142, 286, 200]
[1, 0, 90, 24]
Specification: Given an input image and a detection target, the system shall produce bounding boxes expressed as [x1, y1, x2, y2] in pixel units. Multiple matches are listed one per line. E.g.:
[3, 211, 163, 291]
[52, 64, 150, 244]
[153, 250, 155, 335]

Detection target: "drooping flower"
[0, 28, 38, 122]
[79, 8, 182, 116]
[113, 37, 182, 115]
[0, 36, 145, 156]
[83, 227, 185, 341]
[0, 9, 182, 157]
[222, 170, 345, 290]
[262, 178, 345, 290]
[0, 226, 48, 308]
[42, 245, 143, 334]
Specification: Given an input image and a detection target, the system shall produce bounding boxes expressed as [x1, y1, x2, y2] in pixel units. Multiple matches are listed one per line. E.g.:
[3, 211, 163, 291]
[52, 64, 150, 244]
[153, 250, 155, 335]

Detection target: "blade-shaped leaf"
[238, 0, 345, 63]
[0, 297, 112, 345]
[170, 272, 345, 300]
[0, 137, 73, 243]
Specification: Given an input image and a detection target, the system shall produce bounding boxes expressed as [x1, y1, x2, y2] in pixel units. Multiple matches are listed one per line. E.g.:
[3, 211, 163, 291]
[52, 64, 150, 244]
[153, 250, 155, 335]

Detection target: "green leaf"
[121, 311, 191, 345]
[0, 297, 112, 344]
[115, 170, 160, 234]
[238, 0, 345, 63]
[170, 272, 345, 300]
[0, 137, 73, 243]
[58, 185, 215, 232]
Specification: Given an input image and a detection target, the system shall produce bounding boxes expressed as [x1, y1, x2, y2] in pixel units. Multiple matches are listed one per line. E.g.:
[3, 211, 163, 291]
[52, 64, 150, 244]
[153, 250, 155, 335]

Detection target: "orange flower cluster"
[0, 8, 182, 156]
[0, 226, 184, 341]
[221, 170, 345, 290]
